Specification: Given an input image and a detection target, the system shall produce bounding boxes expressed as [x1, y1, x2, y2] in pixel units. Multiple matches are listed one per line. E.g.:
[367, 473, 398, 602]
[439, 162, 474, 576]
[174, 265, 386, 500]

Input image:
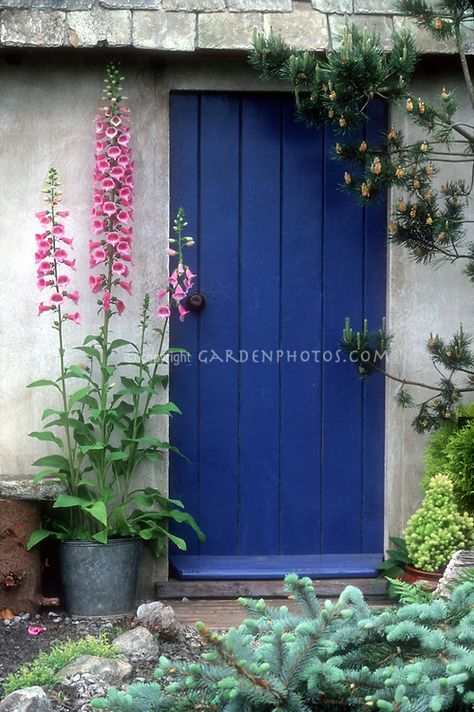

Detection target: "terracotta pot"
[400, 564, 444, 589]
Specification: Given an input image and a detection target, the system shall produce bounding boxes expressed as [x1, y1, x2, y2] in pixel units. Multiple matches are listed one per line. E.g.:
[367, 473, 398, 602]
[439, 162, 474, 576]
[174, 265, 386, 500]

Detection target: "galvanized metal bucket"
[59, 538, 142, 617]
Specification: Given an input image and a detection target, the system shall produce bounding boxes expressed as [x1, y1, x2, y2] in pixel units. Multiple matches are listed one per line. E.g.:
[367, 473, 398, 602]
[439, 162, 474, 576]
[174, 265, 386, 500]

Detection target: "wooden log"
[155, 577, 388, 600]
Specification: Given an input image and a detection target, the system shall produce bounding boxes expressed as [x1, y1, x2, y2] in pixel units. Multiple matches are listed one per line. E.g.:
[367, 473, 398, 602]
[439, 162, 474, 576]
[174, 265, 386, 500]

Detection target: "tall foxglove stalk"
[34, 167, 80, 497]
[90, 62, 134, 493]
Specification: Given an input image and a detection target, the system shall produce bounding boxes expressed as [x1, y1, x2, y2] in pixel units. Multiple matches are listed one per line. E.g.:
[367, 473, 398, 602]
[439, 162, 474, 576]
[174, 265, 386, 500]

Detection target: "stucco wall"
[0, 56, 170, 591]
[0, 49, 472, 588]
[385, 62, 474, 539]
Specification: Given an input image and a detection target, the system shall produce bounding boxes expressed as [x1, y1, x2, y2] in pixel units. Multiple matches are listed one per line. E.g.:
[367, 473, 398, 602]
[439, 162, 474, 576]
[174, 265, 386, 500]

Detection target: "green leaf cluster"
[2, 633, 118, 696]
[27, 209, 204, 556]
[92, 573, 474, 711]
[423, 402, 474, 511]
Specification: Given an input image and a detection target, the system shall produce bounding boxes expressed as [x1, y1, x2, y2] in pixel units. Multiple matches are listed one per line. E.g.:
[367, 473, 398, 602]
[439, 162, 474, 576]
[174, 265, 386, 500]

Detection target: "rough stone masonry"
[0, 0, 471, 53]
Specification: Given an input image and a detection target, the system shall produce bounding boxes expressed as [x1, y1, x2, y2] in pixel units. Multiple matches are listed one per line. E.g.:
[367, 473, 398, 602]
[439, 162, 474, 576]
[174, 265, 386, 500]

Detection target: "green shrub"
[405, 474, 474, 572]
[422, 402, 474, 511]
[442, 423, 474, 511]
[3, 633, 118, 696]
[92, 574, 474, 712]
[422, 423, 456, 488]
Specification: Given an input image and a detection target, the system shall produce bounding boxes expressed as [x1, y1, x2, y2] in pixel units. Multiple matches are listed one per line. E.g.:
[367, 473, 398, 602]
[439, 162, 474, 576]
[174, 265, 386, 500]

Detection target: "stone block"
[263, 1, 328, 51]
[0, 476, 65, 500]
[311, 0, 351, 14]
[393, 16, 457, 54]
[100, 0, 160, 8]
[354, 0, 404, 13]
[228, 0, 291, 12]
[132, 10, 196, 50]
[163, 0, 224, 10]
[32, 0, 94, 8]
[66, 5, 131, 46]
[329, 13, 393, 51]
[198, 11, 263, 50]
[0, 0, 31, 8]
[0, 9, 66, 46]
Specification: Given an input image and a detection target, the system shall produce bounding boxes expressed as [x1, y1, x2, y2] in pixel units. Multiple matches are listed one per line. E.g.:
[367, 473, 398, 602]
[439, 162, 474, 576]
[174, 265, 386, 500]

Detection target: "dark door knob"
[187, 293, 206, 313]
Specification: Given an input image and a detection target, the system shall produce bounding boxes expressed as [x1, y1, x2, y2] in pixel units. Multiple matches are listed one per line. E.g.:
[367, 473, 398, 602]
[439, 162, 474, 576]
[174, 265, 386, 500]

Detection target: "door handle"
[186, 293, 206, 313]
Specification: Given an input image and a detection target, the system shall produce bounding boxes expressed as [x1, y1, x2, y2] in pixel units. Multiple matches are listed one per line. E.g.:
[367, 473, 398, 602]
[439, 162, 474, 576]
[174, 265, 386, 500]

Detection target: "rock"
[136, 601, 179, 636]
[0, 477, 65, 501]
[0, 686, 53, 712]
[436, 550, 474, 596]
[113, 626, 160, 662]
[57, 655, 133, 686]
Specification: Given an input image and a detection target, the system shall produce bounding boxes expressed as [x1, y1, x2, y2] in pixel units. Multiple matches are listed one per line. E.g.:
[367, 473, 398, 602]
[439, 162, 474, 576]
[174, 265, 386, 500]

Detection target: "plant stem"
[98, 264, 112, 497]
[122, 300, 149, 500]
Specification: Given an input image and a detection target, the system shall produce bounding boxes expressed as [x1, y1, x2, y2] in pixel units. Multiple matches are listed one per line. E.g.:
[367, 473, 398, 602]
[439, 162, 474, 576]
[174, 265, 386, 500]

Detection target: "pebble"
[0, 604, 205, 712]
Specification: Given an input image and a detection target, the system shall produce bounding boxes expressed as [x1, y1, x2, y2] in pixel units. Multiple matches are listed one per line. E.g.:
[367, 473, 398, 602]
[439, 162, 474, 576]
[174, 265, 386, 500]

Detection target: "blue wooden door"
[169, 92, 386, 580]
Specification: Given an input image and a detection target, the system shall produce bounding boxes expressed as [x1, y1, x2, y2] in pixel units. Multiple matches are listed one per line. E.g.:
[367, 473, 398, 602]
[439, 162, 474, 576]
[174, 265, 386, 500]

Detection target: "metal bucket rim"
[60, 537, 142, 548]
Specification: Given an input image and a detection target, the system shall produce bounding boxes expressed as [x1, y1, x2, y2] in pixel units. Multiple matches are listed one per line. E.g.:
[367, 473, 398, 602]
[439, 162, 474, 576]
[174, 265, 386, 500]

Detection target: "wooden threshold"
[171, 596, 392, 628]
[155, 577, 388, 600]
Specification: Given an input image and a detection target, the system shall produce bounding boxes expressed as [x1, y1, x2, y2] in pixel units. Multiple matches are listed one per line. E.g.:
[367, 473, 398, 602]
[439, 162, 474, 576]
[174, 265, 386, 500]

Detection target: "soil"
[0, 608, 205, 711]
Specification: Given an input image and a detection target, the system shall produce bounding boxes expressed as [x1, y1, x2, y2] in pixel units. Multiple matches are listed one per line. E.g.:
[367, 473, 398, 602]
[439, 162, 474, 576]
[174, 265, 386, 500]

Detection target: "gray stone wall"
[0, 0, 471, 52]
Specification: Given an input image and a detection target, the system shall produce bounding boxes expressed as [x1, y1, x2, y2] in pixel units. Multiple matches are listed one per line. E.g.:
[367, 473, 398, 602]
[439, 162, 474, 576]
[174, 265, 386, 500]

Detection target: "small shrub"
[405, 474, 474, 572]
[92, 574, 474, 712]
[3, 633, 118, 696]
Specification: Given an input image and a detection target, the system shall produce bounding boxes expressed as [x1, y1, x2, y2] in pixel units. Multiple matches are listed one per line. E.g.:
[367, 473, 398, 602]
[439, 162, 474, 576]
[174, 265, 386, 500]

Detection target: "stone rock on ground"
[113, 626, 160, 662]
[57, 655, 133, 686]
[136, 601, 178, 636]
[0, 686, 53, 712]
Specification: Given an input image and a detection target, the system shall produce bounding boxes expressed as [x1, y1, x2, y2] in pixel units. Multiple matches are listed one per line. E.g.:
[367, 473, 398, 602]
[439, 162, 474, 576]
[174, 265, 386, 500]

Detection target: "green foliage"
[377, 537, 412, 599]
[341, 317, 392, 378]
[28, 207, 204, 557]
[3, 634, 118, 696]
[385, 577, 434, 604]
[440, 420, 474, 512]
[250, 2, 474, 433]
[250, 24, 417, 132]
[92, 573, 474, 712]
[423, 402, 474, 511]
[405, 474, 474, 571]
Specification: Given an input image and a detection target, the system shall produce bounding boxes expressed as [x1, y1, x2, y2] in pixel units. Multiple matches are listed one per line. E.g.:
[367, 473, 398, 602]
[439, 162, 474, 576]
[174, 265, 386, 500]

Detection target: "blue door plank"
[279, 97, 323, 555]
[169, 93, 201, 555]
[362, 99, 387, 552]
[171, 553, 382, 580]
[239, 95, 282, 555]
[321, 124, 364, 554]
[198, 94, 241, 555]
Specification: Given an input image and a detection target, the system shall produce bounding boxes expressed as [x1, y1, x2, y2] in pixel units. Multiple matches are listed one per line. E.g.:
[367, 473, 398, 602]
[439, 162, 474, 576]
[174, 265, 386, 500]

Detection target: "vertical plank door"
[169, 92, 386, 580]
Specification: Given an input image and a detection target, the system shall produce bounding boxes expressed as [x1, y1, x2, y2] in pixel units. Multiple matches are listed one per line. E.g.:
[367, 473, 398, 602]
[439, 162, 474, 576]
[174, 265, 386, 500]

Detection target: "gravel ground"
[0, 609, 205, 711]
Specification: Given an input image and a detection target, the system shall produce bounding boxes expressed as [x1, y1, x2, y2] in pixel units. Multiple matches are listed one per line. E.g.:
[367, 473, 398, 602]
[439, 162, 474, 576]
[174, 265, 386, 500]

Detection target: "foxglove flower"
[35, 168, 80, 325]
[156, 208, 196, 323]
[90, 62, 134, 317]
